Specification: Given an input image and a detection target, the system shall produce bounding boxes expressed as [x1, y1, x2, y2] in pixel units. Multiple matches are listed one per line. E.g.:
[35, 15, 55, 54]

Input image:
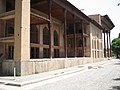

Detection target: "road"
[0, 59, 120, 90]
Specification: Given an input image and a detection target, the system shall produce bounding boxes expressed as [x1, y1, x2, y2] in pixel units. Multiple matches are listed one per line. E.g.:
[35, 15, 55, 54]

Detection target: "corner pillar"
[14, 0, 30, 61]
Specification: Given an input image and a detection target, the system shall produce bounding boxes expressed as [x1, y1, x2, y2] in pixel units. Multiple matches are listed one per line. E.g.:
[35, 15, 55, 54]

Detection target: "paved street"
[0, 59, 120, 90]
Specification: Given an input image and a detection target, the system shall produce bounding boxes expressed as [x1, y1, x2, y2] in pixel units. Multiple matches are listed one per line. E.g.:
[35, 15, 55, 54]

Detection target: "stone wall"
[2, 58, 106, 76]
[2, 60, 21, 76]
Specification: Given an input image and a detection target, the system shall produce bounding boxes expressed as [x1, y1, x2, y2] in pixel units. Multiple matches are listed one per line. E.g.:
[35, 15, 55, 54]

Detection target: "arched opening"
[54, 31, 59, 46]
[43, 27, 50, 58]
[54, 31, 59, 58]
[43, 27, 49, 45]
[30, 25, 39, 43]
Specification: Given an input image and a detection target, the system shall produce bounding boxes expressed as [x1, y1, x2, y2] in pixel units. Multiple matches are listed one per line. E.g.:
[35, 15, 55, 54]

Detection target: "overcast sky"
[68, 0, 120, 40]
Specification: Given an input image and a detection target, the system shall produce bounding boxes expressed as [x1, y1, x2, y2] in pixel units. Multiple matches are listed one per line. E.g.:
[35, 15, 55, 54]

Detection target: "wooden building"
[0, 0, 114, 76]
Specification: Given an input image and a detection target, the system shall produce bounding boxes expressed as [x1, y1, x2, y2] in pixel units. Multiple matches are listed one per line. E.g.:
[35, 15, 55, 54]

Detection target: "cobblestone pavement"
[0, 59, 120, 90]
[30, 59, 120, 90]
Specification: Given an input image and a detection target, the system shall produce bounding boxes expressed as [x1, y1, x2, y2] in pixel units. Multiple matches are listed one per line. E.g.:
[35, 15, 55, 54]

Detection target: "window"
[30, 25, 39, 43]
[54, 49, 59, 58]
[30, 47, 39, 59]
[43, 48, 49, 58]
[54, 31, 59, 46]
[8, 45, 14, 59]
[5, 20, 14, 37]
[43, 27, 49, 45]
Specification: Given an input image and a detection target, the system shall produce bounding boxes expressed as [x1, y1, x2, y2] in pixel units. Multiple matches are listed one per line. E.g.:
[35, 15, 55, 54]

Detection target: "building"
[0, 0, 114, 76]
[89, 14, 115, 59]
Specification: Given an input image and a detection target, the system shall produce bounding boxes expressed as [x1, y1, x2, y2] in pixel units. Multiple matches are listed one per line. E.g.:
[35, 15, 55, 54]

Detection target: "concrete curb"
[0, 66, 87, 87]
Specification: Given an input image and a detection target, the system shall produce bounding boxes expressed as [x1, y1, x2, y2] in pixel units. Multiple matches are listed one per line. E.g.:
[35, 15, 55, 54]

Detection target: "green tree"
[112, 38, 120, 58]
[118, 3, 120, 6]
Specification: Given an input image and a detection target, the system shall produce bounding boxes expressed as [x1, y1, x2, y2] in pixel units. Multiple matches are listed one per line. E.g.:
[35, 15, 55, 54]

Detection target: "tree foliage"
[112, 38, 120, 58]
[118, 3, 120, 6]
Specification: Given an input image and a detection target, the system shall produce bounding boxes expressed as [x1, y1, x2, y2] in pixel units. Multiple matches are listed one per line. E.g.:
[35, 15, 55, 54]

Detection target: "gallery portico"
[0, 0, 114, 76]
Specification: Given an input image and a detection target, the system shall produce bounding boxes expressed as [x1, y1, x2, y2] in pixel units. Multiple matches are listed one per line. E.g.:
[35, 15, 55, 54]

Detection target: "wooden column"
[106, 31, 109, 57]
[109, 31, 112, 57]
[48, 0, 52, 58]
[82, 22, 85, 57]
[64, 9, 67, 58]
[103, 30, 106, 58]
[14, 0, 30, 61]
[73, 15, 76, 57]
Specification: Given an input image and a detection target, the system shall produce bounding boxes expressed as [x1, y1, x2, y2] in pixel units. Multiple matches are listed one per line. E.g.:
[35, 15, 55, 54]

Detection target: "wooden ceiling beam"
[31, 12, 50, 22]
[52, 0, 90, 24]
[32, 1, 48, 7]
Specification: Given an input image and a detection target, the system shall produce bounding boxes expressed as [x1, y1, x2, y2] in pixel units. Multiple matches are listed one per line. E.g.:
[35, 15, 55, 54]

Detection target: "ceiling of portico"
[31, 0, 86, 24]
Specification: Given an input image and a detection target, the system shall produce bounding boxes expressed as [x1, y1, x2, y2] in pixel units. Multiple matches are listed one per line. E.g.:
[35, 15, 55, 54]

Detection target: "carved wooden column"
[103, 30, 106, 58]
[48, 0, 52, 58]
[64, 9, 67, 58]
[73, 15, 76, 57]
[109, 31, 112, 57]
[82, 22, 85, 57]
[106, 31, 109, 57]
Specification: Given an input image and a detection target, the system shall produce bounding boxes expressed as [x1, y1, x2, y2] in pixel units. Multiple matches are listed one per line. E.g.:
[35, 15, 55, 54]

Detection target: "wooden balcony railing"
[0, 36, 14, 43]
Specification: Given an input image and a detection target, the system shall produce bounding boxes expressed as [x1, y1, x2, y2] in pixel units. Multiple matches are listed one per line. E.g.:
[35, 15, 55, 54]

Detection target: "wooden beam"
[32, 1, 48, 7]
[31, 9, 50, 22]
[0, 36, 14, 43]
[0, 10, 15, 20]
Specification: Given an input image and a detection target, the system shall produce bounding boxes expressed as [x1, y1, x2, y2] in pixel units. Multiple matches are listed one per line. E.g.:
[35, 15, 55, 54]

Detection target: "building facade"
[0, 0, 114, 76]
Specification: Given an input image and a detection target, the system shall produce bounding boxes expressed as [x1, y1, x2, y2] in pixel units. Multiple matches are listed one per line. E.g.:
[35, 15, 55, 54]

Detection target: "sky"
[68, 0, 120, 40]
